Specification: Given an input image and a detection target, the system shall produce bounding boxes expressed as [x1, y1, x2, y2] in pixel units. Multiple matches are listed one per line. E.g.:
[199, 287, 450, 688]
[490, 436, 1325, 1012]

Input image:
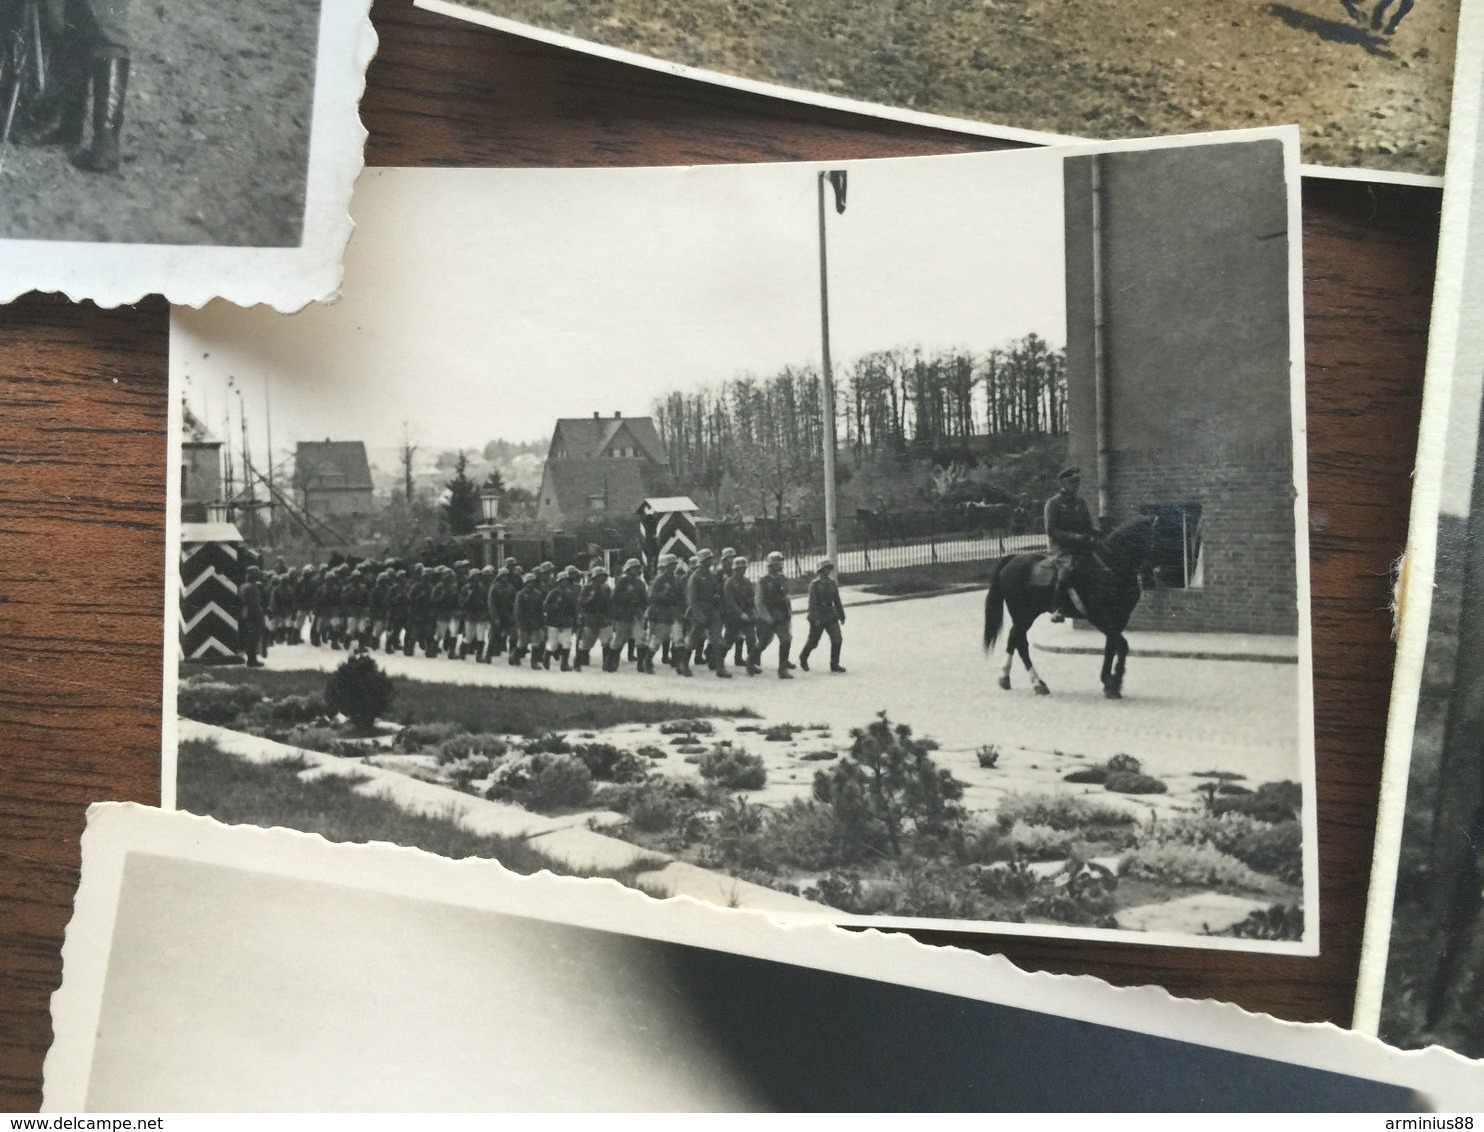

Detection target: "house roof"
[550, 416, 668, 465]
[293, 441, 374, 493]
[638, 496, 699, 515]
[543, 459, 670, 519]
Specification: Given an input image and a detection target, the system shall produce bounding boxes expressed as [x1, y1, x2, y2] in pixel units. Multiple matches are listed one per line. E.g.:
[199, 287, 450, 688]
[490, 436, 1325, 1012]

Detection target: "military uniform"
[684, 553, 729, 678]
[643, 560, 684, 674]
[512, 574, 546, 667]
[239, 567, 266, 667]
[753, 555, 795, 678]
[798, 565, 846, 673]
[576, 570, 615, 670]
[722, 561, 761, 675]
[1044, 467, 1098, 620]
[542, 571, 580, 670]
[610, 562, 648, 669]
[406, 568, 435, 657]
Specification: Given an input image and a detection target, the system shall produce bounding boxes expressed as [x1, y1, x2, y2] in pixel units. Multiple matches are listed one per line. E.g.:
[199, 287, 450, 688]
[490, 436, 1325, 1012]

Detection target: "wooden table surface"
[0, 0, 1443, 1110]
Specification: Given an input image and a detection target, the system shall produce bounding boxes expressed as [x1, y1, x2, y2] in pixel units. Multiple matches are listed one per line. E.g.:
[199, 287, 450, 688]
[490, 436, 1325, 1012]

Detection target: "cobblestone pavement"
[257, 589, 1306, 792]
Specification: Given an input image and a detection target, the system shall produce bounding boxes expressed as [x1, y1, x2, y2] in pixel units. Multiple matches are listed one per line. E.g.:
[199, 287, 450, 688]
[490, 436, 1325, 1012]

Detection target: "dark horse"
[982, 515, 1161, 699]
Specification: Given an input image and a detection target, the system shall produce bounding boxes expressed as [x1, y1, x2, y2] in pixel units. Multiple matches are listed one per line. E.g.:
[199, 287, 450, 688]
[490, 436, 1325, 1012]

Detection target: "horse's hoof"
[997, 675, 1011, 690]
[1033, 683, 1051, 696]
[1104, 687, 1122, 700]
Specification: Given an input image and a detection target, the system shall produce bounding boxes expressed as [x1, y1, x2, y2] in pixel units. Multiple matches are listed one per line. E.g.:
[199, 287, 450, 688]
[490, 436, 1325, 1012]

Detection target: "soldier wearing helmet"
[542, 566, 581, 671]
[576, 564, 615, 672]
[753, 551, 795, 678]
[511, 572, 546, 669]
[798, 559, 847, 674]
[683, 548, 729, 678]
[722, 555, 761, 676]
[240, 565, 266, 667]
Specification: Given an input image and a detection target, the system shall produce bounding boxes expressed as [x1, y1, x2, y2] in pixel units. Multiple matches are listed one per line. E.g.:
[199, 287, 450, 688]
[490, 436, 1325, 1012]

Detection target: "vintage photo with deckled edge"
[0, 0, 374, 310]
[162, 132, 1316, 952]
[1354, 0, 1484, 1061]
[417, 0, 1456, 182]
[43, 804, 1484, 1111]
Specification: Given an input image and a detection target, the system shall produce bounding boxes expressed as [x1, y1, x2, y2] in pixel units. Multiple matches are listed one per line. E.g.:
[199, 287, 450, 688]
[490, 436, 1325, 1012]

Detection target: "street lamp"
[817, 169, 848, 567]
[478, 480, 504, 567]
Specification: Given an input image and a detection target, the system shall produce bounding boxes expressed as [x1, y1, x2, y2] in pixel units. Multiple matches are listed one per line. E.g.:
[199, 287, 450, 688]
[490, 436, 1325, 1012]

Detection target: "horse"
[981, 514, 1161, 699]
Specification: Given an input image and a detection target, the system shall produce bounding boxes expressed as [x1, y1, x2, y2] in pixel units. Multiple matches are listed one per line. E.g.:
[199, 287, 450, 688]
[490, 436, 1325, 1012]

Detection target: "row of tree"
[652, 336, 1066, 519]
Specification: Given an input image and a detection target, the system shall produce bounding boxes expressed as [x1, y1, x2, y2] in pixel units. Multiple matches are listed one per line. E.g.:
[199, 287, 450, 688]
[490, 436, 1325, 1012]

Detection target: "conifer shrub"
[324, 653, 395, 732]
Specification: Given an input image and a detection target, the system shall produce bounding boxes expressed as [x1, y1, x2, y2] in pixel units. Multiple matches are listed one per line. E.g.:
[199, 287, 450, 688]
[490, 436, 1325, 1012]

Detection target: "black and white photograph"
[0, 0, 372, 307]
[1355, 0, 1484, 1059]
[166, 133, 1314, 950]
[43, 805, 1484, 1111]
[421, 0, 1457, 180]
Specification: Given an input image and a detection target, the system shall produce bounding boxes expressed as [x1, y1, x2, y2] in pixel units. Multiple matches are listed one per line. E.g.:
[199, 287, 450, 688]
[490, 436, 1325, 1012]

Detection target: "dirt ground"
[467, 0, 1457, 176]
[0, 0, 320, 246]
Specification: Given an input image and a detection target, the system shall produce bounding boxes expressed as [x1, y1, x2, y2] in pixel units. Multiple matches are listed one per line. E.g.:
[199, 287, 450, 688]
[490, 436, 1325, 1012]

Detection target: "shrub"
[1218, 903, 1304, 941]
[763, 723, 803, 742]
[635, 744, 667, 760]
[1217, 783, 1253, 796]
[1211, 780, 1302, 823]
[1121, 841, 1263, 889]
[1063, 767, 1108, 784]
[487, 754, 593, 811]
[280, 724, 353, 754]
[660, 719, 714, 735]
[394, 721, 467, 753]
[1104, 771, 1167, 795]
[994, 791, 1138, 834]
[800, 751, 837, 762]
[1141, 812, 1301, 881]
[433, 733, 510, 766]
[1106, 753, 1142, 774]
[697, 747, 768, 791]
[324, 653, 396, 732]
[976, 744, 1001, 769]
[812, 713, 966, 860]
[178, 680, 262, 726]
[599, 777, 717, 834]
[575, 742, 649, 784]
[521, 731, 573, 755]
[262, 693, 324, 725]
[448, 755, 497, 793]
[676, 744, 708, 756]
[1004, 820, 1078, 861]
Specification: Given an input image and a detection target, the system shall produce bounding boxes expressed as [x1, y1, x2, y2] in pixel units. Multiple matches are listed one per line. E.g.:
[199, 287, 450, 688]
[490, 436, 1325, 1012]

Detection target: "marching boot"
[745, 658, 762, 676]
[798, 649, 811, 672]
[72, 55, 129, 174]
[15, 39, 87, 148]
[509, 645, 524, 666]
[676, 648, 693, 677]
[560, 648, 572, 673]
[830, 639, 846, 674]
[661, 642, 672, 666]
[531, 646, 543, 670]
[635, 646, 651, 674]
[733, 641, 745, 667]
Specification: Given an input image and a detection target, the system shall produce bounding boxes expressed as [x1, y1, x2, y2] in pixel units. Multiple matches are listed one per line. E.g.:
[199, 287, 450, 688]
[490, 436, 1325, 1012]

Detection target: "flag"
[826, 170, 847, 214]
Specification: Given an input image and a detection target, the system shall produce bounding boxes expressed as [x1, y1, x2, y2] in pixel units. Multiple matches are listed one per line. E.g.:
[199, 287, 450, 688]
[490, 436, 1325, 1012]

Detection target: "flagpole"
[817, 171, 840, 567]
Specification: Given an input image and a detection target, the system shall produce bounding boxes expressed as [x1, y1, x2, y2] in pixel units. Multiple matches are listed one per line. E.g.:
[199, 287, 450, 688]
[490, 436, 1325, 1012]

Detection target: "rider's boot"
[1049, 572, 1073, 623]
[72, 55, 129, 174]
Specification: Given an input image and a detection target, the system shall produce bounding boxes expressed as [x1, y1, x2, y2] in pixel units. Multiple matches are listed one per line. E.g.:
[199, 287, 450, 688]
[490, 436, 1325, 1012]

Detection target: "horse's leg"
[1017, 625, 1050, 695]
[999, 631, 1015, 690]
[1105, 633, 1128, 699]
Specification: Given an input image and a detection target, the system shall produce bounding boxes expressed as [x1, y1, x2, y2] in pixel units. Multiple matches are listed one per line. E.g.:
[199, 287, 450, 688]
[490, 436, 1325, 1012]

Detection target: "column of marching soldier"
[237, 546, 848, 679]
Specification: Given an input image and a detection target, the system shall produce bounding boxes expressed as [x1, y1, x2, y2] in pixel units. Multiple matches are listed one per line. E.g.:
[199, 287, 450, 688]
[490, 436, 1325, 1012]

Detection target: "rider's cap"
[1058, 466, 1081, 481]
[818, 560, 834, 571]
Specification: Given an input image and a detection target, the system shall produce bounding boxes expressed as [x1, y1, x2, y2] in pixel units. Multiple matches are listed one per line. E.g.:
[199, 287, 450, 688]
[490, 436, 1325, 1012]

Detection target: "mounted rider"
[1045, 466, 1100, 624]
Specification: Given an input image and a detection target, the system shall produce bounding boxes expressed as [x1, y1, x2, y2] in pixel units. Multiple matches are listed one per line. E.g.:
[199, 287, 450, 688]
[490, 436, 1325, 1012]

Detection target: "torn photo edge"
[1354, 0, 1484, 1042]
[43, 803, 1484, 1112]
[413, 0, 1444, 189]
[0, 0, 374, 312]
[160, 127, 1316, 954]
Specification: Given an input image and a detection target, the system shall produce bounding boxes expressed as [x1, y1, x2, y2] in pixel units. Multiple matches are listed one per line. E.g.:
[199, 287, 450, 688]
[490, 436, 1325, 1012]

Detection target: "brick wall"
[1108, 442, 1298, 634]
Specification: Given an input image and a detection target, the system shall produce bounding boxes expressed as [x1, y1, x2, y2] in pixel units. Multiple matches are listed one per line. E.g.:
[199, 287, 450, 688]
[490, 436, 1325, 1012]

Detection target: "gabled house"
[536, 412, 671, 527]
[292, 440, 375, 518]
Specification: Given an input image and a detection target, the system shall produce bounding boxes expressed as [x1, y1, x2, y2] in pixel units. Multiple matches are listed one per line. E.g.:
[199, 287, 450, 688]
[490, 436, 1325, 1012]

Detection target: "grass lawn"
[176, 738, 666, 887]
[180, 663, 756, 735]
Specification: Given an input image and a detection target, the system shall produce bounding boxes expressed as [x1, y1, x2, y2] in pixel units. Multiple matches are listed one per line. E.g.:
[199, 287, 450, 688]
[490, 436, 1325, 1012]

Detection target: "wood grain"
[0, 0, 1442, 1110]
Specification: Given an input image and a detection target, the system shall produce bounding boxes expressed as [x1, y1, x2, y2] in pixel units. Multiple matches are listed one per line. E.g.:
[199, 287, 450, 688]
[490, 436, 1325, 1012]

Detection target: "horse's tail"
[983, 556, 1010, 653]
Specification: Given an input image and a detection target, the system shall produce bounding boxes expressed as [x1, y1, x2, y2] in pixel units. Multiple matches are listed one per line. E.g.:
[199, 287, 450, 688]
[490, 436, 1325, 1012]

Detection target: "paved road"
[255, 589, 1305, 787]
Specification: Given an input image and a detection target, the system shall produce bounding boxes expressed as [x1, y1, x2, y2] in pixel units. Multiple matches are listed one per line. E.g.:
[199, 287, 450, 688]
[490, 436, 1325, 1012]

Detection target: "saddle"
[1029, 557, 1058, 588]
